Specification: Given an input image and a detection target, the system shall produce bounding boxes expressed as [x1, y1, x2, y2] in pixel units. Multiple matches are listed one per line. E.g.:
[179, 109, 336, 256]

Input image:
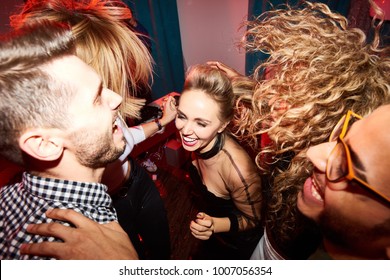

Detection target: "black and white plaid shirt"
[0, 172, 117, 259]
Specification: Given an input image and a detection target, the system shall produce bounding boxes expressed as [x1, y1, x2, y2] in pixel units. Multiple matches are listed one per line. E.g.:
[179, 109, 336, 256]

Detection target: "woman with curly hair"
[10, 0, 176, 259]
[211, 1, 390, 259]
[247, 1, 390, 260]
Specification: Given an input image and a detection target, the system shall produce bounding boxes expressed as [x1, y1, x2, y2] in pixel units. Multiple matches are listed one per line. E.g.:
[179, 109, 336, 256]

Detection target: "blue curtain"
[245, 0, 351, 76]
[125, 0, 185, 100]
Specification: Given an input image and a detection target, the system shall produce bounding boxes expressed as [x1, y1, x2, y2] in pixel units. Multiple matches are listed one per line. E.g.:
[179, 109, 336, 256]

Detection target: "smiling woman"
[175, 64, 263, 259]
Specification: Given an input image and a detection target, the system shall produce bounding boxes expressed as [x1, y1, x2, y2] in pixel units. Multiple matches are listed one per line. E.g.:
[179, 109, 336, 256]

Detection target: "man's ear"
[19, 129, 64, 161]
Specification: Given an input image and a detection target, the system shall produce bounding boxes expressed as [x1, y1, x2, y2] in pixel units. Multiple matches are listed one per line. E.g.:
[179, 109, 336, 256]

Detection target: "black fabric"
[112, 158, 171, 259]
[188, 164, 262, 259]
[188, 164, 236, 217]
[134, 105, 162, 125]
[195, 133, 224, 160]
[228, 214, 239, 233]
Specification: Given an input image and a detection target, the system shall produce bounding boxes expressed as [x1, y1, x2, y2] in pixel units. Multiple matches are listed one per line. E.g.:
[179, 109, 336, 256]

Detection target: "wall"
[2, 0, 249, 76]
[177, 0, 248, 75]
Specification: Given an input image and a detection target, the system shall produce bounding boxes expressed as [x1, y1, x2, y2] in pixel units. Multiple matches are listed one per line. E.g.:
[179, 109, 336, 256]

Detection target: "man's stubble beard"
[71, 129, 126, 169]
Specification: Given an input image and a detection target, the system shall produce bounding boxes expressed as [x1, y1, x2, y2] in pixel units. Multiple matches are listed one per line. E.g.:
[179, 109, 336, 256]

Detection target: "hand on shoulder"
[20, 208, 138, 260]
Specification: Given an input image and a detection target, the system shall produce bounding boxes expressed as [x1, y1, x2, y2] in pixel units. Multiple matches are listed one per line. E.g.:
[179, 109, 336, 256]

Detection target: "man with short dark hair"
[0, 21, 136, 259]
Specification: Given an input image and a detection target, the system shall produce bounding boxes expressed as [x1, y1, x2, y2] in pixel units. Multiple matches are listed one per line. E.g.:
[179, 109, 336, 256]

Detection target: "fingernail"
[20, 243, 27, 253]
[25, 224, 34, 232]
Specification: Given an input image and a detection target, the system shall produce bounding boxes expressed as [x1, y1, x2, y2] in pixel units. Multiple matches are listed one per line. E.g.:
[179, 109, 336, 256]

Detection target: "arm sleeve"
[117, 116, 146, 161]
[127, 126, 146, 145]
[223, 150, 263, 232]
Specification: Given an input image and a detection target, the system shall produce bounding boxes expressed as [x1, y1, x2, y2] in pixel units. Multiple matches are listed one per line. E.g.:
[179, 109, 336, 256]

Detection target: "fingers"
[195, 213, 213, 226]
[206, 61, 241, 79]
[22, 209, 138, 260]
[189, 221, 209, 233]
[196, 212, 205, 219]
[20, 241, 63, 259]
[206, 60, 221, 67]
[26, 221, 74, 241]
[162, 95, 177, 109]
[191, 231, 210, 240]
[160, 95, 178, 124]
[26, 208, 95, 241]
[45, 208, 91, 228]
[189, 213, 214, 240]
[41, 210, 127, 238]
[206, 61, 222, 72]
[190, 221, 213, 240]
[206, 61, 228, 69]
[191, 218, 212, 229]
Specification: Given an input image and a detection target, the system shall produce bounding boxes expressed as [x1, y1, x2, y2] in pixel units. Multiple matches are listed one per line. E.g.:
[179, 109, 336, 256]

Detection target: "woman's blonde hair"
[183, 64, 235, 123]
[11, 0, 153, 119]
[234, 1, 390, 256]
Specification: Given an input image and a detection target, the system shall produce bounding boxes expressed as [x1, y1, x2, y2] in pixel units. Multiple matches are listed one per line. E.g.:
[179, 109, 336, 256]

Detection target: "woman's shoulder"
[220, 137, 260, 182]
[223, 136, 257, 167]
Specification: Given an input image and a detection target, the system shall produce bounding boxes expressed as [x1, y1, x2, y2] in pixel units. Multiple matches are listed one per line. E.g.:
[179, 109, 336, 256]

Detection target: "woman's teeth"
[183, 136, 196, 143]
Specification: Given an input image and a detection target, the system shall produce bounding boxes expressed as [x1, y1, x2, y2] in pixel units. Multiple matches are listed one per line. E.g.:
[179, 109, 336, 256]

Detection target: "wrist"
[154, 118, 164, 131]
[159, 116, 173, 127]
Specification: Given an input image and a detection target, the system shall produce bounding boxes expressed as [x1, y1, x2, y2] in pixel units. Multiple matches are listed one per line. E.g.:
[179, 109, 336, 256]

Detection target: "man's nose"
[306, 141, 337, 172]
[104, 88, 122, 110]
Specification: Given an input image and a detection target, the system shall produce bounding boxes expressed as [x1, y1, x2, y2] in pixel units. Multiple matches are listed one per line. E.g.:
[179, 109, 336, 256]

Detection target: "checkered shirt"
[0, 172, 117, 259]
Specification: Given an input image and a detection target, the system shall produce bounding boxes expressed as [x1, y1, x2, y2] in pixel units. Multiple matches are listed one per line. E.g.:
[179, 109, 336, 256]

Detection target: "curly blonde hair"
[10, 0, 153, 119]
[233, 1, 390, 257]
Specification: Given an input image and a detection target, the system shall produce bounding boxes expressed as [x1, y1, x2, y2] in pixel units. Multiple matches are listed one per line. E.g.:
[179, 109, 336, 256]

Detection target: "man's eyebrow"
[93, 81, 103, 104]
